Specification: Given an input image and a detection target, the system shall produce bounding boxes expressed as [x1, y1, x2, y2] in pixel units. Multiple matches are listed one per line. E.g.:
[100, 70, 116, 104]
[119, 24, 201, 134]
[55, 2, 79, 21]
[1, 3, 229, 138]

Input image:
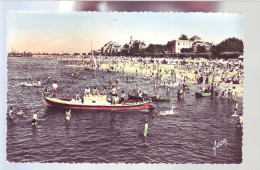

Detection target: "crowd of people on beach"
[8, 55, 244, 133]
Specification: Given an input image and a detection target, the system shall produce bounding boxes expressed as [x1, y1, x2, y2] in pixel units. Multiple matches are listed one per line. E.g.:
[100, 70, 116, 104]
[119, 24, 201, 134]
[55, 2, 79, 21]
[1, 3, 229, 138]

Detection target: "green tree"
[216, 37, 243, 53]
[197, 45, 206, 53]
[214, 37, 243, 58]
[145, 44, 165, 53]
[123, 43, 129, 50]
[179, 34, 188, 40]
[181, 48, 193, 53]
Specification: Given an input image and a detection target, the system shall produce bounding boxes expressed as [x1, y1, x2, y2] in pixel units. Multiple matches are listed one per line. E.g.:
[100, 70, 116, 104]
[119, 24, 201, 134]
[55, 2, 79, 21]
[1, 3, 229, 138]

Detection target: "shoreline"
[55, 57, 243, 98]
[15, 56, 243, 98]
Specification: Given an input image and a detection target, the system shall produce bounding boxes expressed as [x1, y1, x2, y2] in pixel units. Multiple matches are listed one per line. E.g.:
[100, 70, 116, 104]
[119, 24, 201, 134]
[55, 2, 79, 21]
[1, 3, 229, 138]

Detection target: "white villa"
[166, 35, 212, 54]
[101, 41, 121, 55]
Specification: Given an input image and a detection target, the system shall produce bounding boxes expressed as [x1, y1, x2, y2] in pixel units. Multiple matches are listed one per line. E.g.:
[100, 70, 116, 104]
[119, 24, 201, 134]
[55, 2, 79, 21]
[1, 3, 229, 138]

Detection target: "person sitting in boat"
[95, 86, 100, 95]
[143, 90, 148, 100]
[65, 108, 71, 122]
[31, 111, 39, 125]
[101, 86, 107, 96]
[111, 85, 117, 105]
[84, 86, 90, 97]
[51, 84, 58, 98]
[115, 95, 119, 104]
[204, 86, 210, 93]
[134, 84, 137, 93]
[9, 106, 15, 119]
[201, 87, 206, 93]
[42, 86, 48, 97]
[92, 86, 99, 96]
[120, 91, 125, 104]
[134, 84, 140, 94]
[75, 91, 81, 101]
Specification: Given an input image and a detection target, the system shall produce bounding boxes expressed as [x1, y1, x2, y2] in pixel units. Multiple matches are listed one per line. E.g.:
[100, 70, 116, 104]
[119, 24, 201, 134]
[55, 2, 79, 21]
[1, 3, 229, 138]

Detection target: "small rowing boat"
[128, 94, 170, 102]
[42, 95, 150, 110]
[20, 82, 41, 87]
[195, 92, 212, 97]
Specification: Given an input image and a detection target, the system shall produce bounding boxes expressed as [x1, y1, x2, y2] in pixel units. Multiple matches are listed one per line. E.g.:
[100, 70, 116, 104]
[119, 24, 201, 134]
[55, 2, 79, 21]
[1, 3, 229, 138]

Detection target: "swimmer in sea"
[16, 109, 24, 115]
[31, 111, 39, 125]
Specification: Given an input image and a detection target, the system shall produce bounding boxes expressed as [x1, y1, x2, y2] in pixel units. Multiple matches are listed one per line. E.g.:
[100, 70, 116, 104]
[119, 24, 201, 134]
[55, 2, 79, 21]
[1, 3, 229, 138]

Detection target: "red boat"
[42, 96, 150, 110]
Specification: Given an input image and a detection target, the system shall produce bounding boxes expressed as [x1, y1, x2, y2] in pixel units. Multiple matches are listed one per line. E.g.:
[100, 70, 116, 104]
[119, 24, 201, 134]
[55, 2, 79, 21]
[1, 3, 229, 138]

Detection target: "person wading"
[144, 119, 149, 137]
[31, 111, 39, 125]
[65, 108, 71, 122]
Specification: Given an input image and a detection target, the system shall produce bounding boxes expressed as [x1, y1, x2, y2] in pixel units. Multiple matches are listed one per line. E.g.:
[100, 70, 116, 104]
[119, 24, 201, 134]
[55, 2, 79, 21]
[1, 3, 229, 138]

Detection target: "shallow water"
[6, 57, 243, 163]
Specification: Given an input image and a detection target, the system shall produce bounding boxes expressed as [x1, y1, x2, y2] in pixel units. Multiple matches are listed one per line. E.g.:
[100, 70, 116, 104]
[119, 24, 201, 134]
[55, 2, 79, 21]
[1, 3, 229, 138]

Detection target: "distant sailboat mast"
[91, 40, 92, 54]
[91, 40, 97, 68]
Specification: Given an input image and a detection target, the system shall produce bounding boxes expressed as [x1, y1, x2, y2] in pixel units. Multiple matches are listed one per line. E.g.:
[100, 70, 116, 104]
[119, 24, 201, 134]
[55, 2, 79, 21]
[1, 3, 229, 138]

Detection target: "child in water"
[9, 107, 15, 119]
[65, 108, 71, 122]
[31, 111, 39, 125]
[144, 120, 148, 137]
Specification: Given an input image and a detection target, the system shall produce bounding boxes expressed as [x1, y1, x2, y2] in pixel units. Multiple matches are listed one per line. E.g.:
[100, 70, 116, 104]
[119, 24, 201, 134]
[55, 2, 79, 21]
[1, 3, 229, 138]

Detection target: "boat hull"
[42, 97, 150, 110]
[128, 94, 170, 102]
[195, 92, 212, 97]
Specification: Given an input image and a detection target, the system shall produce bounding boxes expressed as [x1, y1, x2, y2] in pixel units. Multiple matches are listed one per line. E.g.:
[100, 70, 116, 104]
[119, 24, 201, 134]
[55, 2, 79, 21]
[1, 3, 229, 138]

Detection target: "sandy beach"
[42, 55, 243, 98]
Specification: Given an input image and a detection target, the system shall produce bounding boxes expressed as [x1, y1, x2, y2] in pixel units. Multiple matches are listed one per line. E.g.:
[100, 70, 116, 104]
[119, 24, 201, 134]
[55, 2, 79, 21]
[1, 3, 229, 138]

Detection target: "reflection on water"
[7, 57, 242, 163]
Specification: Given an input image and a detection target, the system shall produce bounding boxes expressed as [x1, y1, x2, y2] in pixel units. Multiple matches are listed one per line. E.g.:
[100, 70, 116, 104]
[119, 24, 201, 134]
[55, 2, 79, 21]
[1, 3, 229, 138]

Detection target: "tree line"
[116, 36, 243, 59]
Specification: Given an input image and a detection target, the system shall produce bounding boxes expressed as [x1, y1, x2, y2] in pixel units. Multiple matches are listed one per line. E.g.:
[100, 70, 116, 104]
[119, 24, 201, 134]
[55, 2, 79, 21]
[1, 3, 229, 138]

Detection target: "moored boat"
[20, 82, 41, 87]
[42, 96, 150, 110]
[128, 94, 170, 102]
[195, 92, 212, 97]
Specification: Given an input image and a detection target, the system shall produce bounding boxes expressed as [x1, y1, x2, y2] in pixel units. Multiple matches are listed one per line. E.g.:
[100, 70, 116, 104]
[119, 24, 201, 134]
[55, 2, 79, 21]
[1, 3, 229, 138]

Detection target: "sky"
[7, 12, 243, 53]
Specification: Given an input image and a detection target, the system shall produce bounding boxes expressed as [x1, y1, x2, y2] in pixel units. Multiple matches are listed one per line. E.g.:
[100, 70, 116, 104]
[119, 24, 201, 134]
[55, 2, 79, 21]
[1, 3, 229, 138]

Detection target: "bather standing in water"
[232, 101, 239, 117]
[237, 113, 243, 127]
[9, 106, 15, 119]
[144, 120, 148, 137]
[31, 111, 39, 125]
[65, 108, 71, 122]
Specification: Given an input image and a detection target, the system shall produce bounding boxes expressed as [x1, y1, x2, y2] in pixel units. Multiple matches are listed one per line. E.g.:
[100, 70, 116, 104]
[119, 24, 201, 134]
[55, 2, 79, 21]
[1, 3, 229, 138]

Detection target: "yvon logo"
[213, 139, 227, 156]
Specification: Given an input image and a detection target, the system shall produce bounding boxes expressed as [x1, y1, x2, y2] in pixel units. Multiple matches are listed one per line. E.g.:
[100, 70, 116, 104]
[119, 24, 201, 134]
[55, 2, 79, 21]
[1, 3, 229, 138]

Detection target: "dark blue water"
[7, 57, 243, 163]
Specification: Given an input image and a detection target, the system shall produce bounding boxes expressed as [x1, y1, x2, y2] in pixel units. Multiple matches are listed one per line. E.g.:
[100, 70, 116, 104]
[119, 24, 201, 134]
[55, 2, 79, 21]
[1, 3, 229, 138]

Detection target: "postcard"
[6, 11, 244, 164]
